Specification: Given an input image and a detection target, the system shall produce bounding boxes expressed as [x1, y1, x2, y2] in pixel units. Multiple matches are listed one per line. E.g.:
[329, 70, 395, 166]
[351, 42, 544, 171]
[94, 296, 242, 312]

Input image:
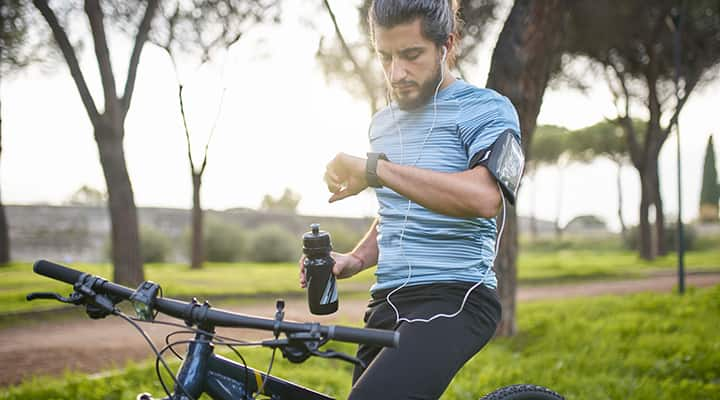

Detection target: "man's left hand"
[324, 153, 368, 203]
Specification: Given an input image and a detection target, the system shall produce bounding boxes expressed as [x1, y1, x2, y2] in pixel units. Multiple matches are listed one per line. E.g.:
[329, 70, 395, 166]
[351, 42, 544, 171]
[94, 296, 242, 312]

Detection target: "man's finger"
[329, 190, 353, 203]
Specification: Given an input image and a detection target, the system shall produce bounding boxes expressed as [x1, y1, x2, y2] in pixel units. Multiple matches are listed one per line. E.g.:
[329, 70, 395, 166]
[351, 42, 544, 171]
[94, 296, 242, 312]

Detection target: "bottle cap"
[303, 223, 332, 253]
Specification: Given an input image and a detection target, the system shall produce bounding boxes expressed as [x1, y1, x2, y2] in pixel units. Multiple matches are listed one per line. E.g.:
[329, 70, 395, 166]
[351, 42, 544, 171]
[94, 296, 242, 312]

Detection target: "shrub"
[321, 223, 364, 253]
[625, 223, 697, 251]
[103, 225, 172, 263]
[202, 218, 247, 262]
[139, 225, 172, 263]
[248, 224, 298, 262]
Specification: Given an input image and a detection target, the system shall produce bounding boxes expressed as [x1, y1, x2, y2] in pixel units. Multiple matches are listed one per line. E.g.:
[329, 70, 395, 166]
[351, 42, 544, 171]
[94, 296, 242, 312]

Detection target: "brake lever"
[310, 349, 366, 370]
[26, 291, 84, 304]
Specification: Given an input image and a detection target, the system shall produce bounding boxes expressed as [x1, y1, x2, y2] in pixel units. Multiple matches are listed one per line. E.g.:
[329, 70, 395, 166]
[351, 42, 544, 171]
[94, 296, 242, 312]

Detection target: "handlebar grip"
[33, 259, 84, 285]
[330, 325, 400, 348]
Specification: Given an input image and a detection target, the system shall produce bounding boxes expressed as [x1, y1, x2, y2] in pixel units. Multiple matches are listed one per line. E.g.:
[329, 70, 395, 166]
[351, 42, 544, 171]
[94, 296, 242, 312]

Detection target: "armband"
[469, 129, 524, 205]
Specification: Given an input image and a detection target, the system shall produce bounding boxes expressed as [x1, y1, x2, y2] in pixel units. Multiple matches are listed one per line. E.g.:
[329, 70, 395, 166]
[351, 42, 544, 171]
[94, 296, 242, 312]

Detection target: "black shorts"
[348, 282, 501, 400]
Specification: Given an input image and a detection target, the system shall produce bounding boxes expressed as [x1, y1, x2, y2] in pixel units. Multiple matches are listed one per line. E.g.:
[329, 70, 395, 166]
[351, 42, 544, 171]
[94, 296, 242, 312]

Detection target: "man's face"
[374, 18, 443, 110]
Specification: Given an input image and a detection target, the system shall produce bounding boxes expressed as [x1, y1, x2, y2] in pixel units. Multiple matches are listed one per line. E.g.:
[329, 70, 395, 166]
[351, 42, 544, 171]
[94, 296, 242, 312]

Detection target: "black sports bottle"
[303, 224, 338, 315]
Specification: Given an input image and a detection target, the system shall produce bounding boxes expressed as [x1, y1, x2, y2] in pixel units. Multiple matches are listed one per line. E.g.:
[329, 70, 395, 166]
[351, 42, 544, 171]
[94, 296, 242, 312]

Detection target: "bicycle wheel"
[480, 384, 564, 400]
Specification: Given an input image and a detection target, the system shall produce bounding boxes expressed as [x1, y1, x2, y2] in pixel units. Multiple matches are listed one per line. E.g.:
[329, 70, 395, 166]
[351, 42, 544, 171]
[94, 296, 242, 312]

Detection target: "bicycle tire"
[480, 384, 564, 400]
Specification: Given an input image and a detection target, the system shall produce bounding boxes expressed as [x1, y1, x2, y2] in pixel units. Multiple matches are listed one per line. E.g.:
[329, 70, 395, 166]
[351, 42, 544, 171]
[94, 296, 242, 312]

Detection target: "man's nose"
[389, 58, 408, 82]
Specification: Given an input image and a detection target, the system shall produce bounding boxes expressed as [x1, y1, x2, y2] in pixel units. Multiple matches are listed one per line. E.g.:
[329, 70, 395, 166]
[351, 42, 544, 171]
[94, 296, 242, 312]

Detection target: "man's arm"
[325, 153, 501, 219]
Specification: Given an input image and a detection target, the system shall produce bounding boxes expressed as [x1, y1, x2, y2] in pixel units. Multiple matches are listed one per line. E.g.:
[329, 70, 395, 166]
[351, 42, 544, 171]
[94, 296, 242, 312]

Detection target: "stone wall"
[6, 205, 373, 263]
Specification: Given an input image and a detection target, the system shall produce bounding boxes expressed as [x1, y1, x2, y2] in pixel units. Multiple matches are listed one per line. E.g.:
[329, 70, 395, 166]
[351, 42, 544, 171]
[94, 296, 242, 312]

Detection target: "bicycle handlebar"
[33, 259, 399, 348]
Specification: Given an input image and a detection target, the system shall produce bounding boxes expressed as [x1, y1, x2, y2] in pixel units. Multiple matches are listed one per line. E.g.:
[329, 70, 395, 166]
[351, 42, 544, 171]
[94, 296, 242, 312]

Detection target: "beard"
[391, 63, 442, 111]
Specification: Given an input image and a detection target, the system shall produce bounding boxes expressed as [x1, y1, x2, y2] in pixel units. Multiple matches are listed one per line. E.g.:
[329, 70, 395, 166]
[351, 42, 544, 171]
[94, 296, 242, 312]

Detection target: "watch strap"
[366, 152, 388, 188]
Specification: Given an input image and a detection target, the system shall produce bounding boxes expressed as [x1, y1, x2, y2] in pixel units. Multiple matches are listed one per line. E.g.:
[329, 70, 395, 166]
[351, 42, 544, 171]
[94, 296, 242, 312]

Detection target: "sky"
[2, 1, 719, 232]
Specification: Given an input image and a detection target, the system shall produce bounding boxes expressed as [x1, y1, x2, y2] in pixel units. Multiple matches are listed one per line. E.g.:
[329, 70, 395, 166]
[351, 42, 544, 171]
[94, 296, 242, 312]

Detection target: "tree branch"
[660, 74, 699, 143]
[121, 0, 159, 115]
[84, 0, 118, 114]
[178, 84, 196, 174]
[32, 0, 99, 123]
[199, 88, 226, 176]
[322, 0, 378, 114]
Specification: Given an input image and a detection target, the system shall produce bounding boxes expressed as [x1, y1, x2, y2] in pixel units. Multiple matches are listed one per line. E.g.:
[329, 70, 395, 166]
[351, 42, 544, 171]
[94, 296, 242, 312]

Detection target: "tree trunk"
[652, 163, 666, 255]
[638, 155, 666, 260]
[96, 120, 144, 285]
[486, 0, 566, 336]
[0, 98, 9, 264]
[615, 162, 627, 241]
[191, 172, 204, 269]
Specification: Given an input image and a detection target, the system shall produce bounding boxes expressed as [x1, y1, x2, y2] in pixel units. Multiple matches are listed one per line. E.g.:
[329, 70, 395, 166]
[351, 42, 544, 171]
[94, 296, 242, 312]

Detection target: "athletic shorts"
[348, 281, 501, 400]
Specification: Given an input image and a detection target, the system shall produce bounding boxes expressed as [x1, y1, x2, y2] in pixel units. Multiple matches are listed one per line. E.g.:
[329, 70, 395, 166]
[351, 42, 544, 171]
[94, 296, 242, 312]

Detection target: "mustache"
[391, 80, 417, 88]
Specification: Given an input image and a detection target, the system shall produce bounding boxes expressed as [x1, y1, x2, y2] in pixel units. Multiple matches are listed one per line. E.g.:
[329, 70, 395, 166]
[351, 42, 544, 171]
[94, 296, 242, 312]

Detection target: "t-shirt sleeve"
[458, 91, 521, 168]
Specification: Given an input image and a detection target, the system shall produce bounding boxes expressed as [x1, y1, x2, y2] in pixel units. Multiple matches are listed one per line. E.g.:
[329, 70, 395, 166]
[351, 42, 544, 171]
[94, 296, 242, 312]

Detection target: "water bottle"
[303, 223, 338, 315]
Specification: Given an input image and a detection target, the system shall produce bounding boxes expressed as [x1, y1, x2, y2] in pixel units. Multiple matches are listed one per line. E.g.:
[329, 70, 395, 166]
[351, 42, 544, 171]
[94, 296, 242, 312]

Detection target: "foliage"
[527, 125, 569, 171]
[259, 188, 301, 214]
[625, 224, 697, 252]
[699, 135, 719, 220]
[566, 120, 636, 164]
[248, 224, 299, 263]
[139, 225, 172, 264]
[322, 223, 364, 253]
[202, 218, 247, 262]
[4, 286, 719, 399]
[564, 215, 607, 230]
[64, 185, 107, 207]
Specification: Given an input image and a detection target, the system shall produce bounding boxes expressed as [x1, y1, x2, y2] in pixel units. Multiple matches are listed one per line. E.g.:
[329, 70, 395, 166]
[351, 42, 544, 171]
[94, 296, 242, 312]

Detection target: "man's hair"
[368, 0, 460, 47]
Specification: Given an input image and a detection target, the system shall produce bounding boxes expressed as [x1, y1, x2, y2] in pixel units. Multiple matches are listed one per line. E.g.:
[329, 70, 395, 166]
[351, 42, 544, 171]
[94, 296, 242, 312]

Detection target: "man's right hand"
[299, 251, 364, 288]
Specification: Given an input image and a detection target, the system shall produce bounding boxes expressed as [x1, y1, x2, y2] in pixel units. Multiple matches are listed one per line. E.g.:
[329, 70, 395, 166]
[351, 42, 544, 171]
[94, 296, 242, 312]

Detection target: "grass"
[1, 247, 718, 315]
[2, 285, 718, 399]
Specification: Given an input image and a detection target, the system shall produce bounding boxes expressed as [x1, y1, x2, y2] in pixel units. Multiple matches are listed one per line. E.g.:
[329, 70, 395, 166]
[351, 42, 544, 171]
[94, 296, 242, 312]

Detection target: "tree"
[260, 188, 301, 213]
[26, 1, 280, 283]
[699, 134, 719, 222]
[566, 120, 638, 238]
[28, 0, 162, 285]
[564, 0, 720, 259]
[155, 1, 281, 270]
[530, 125, 569, 238]
[0, 0, 31, 264]
[486, 0, 566, 336]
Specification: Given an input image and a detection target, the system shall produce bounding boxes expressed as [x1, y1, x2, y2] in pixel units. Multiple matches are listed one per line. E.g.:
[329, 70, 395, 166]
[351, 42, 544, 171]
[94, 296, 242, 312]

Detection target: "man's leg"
[349, 284, 500, 400]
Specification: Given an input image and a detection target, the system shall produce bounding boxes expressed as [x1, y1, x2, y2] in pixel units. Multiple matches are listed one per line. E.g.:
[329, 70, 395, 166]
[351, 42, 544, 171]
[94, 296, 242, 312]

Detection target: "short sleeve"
[457, 90, 521, 168]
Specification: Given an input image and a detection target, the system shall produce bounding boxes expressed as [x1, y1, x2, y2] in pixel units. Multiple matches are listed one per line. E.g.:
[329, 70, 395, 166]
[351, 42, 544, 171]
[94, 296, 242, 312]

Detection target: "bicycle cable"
[114, 311, 197, 400]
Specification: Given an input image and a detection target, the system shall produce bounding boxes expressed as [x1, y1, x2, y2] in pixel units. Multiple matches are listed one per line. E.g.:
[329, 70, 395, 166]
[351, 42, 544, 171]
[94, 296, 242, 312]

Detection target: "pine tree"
[699, 135, 719, 222]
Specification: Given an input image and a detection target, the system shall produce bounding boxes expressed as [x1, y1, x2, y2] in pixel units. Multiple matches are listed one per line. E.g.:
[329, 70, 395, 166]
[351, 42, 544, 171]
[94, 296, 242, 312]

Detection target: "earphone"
[383, 43, 509, 325]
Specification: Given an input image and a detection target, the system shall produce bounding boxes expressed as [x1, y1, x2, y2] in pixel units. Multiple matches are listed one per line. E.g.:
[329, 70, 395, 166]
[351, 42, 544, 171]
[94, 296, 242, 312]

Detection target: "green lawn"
[2, 249, 718, 315]
[2, 285, 718, 399]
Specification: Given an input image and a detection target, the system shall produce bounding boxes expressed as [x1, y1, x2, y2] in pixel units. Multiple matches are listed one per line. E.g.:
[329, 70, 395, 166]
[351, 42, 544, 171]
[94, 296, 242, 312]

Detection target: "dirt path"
[2, 272, 718, 387]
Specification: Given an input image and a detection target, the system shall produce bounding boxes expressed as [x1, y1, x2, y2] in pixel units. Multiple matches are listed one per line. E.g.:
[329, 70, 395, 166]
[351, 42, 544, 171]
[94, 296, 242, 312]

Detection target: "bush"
[139, 225, 172, 263]
[625, 223, 697, 251]
[321, 223, 364, 253]
[202, 218, 247, 262]
[103, 225, 172, 263]
[248, 224, 298, 262]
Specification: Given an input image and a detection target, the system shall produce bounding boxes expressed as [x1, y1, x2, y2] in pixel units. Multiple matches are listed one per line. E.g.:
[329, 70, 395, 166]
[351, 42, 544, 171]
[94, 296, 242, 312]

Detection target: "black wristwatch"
[366, 152, 389, 188]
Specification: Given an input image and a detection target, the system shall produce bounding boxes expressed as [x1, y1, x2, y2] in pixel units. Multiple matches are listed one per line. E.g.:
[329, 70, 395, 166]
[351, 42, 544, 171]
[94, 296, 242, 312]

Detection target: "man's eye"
[404, 53, 420, 61]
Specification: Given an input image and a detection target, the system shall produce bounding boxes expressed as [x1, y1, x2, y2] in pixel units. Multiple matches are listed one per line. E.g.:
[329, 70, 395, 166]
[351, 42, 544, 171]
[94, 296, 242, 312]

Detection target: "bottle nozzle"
[311, 223, 320, 236]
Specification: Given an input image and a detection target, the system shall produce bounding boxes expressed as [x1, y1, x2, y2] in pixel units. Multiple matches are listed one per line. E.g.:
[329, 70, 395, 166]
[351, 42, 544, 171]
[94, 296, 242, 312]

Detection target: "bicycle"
[27, 259, 564, 400]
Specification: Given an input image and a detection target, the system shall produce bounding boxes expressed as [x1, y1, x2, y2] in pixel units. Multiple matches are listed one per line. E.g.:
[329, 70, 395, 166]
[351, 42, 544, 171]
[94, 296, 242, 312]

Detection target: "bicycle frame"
[167, 332, 334, 400]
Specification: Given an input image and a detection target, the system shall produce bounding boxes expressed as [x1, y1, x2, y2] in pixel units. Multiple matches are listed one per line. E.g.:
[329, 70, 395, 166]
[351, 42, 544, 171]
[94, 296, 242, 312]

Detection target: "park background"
[1, 0, 720, 399]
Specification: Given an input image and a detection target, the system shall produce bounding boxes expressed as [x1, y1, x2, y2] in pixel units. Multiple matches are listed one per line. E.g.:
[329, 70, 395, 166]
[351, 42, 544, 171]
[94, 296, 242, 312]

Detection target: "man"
[300, 0, 522, 398]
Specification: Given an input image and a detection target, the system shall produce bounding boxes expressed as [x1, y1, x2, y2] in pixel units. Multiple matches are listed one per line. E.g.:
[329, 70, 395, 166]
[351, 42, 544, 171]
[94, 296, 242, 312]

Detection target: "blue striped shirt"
[369, 79, 521, 293]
